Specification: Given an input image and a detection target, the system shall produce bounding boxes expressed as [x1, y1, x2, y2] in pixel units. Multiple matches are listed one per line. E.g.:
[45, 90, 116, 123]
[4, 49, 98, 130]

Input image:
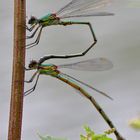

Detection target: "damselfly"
[24, 56, 124, 140]
[26, 0, 114, 59]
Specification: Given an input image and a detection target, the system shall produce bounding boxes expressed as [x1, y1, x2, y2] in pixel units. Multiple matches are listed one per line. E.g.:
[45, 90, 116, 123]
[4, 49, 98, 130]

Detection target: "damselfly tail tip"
[100, 91, 114, 100]
[108, 96, 114, 101]
[107, 13, 115, 16]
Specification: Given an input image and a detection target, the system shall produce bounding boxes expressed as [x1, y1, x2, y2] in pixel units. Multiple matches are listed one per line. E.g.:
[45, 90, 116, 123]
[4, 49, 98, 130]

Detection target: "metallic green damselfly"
[26, 0, 114, 59]
[25, 55, 124, 140]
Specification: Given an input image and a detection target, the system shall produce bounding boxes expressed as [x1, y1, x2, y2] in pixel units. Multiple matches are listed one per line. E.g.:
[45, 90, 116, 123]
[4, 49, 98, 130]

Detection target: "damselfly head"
[29, 60, 38, 69]
[28, 16, 38, 25]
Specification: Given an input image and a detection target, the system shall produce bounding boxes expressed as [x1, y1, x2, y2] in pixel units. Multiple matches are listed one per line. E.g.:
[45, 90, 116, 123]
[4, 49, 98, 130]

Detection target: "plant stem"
[8, 0, 26, 140]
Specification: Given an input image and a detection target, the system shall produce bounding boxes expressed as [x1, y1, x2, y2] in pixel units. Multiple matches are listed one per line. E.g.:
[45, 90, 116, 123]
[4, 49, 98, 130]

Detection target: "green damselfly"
[25, 56, 124, 140]
[26, 0, 114, 59]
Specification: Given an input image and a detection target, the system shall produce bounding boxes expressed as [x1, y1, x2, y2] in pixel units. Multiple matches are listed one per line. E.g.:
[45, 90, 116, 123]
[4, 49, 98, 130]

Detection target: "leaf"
[80, 125, 113, 140]
[38, 134, 67, 140]
[38, 126, 114, 140]
[129, 117, 140, 130]
[84, 125, 95, 135]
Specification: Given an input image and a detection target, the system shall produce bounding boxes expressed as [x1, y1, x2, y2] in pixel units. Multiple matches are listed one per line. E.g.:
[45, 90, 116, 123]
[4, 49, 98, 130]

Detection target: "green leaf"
[84, 125, 95, 135]
[38, 126, 114, 140]
[38, 134, 67, 140]
[80, 125, 113, 140]
[129, 117, 140, 130]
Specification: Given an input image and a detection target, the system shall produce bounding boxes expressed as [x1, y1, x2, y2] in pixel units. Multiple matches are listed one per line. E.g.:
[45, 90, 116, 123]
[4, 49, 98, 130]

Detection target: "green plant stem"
[8, 0, 26, 140]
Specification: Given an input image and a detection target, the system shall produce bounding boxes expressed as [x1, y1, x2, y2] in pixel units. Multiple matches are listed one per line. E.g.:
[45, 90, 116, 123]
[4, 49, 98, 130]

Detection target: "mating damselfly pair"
[25, 0, 125, 139]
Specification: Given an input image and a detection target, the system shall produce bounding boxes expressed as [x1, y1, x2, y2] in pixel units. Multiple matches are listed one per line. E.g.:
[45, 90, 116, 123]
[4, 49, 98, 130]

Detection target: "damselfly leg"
[24, 72, 40, 96]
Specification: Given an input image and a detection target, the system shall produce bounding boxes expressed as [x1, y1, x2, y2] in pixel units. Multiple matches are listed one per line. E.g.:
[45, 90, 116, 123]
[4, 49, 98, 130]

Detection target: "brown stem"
[8, 0, 26, 140]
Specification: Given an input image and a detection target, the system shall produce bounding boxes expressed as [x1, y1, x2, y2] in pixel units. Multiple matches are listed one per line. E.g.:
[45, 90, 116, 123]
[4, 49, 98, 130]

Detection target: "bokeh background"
[1, 0, 140, 139]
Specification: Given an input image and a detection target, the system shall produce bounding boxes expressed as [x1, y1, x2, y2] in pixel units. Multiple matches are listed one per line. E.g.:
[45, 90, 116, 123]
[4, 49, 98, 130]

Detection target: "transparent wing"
[59, 12, 114, 19]
[58, 73, 113, 100]
[57, 0, 111, 14]
[56, 0, 113, 19]
[58, 58, 113, 71]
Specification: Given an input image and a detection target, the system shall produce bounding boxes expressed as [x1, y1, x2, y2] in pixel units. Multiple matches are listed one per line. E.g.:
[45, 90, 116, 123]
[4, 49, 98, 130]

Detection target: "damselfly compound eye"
[28, 16, 37, 24]
[29, 60, 38, 69]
